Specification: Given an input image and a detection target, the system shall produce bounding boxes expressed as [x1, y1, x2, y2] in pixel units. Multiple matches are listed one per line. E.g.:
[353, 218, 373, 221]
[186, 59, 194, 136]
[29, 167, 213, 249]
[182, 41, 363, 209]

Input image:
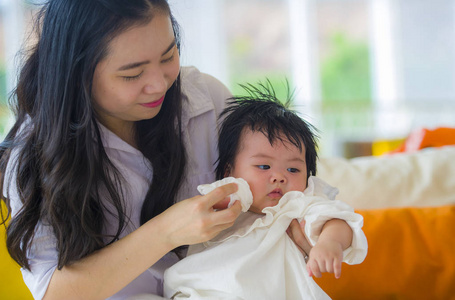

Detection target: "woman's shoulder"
[180, 66, 232, 115]
[180, 66, 228, 91]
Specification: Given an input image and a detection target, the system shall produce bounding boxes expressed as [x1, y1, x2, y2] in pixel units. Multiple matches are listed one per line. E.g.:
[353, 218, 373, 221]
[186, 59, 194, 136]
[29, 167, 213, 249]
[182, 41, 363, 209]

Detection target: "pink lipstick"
[141, 95, 165, 108]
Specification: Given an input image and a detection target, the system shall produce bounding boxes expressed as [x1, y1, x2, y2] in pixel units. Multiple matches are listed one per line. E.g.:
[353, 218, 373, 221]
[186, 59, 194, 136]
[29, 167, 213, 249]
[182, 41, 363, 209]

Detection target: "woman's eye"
[122, 71, 143, 81]
[257, 165, 270, 170]
[287, 168, 299, 173]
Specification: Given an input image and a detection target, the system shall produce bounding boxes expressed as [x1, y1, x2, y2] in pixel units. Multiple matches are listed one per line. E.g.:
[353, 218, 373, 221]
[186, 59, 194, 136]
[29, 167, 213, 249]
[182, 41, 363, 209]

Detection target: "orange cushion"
[315, 205, 455, 299]
[391, 127, 455, 153]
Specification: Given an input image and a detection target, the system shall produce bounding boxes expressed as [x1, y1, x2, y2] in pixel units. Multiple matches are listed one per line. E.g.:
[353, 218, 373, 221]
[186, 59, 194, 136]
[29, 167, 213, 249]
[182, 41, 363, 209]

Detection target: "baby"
[164, 82, 368, 299]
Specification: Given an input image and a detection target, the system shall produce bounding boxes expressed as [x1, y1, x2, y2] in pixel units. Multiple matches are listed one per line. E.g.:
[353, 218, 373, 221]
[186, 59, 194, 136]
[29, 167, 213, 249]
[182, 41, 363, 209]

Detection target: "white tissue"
[197, 177, 253, 212]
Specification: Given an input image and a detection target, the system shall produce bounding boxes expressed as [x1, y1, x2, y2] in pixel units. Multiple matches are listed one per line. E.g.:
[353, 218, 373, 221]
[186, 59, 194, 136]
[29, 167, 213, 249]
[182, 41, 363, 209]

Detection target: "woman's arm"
[306, 219, 353, 279]
[44, 183, 242, 300]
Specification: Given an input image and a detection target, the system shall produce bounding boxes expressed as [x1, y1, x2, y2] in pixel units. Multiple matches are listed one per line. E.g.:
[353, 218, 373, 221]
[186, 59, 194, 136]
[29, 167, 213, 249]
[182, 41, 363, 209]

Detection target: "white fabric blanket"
[164, 177, 368, 299]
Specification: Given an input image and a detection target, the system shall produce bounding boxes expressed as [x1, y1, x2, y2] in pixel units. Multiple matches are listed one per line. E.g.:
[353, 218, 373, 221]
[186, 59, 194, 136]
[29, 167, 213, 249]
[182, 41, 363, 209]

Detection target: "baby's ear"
[224, 164, 232, 177]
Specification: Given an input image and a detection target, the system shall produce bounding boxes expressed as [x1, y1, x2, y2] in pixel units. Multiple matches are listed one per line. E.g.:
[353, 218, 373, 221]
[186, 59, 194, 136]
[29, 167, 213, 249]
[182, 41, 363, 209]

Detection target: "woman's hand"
[158, 182, 243, 249]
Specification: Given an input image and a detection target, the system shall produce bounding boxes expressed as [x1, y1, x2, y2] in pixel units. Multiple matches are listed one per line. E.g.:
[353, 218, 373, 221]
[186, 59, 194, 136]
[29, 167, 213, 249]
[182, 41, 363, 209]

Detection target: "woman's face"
[92, 12, 180, 136]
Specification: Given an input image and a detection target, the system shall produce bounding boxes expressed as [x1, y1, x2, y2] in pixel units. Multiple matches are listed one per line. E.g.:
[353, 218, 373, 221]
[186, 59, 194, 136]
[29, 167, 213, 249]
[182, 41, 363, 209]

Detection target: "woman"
[0, 1, 243, 299]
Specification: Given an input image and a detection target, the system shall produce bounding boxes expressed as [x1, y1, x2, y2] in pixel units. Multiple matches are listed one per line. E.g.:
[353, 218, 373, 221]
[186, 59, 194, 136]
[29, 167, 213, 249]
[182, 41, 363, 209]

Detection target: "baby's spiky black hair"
[215, 80, 319, 180]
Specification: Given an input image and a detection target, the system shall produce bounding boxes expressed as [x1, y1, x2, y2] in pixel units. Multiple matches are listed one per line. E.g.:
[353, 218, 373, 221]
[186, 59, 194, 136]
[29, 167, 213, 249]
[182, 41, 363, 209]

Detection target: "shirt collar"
[97, 122, 142, 155]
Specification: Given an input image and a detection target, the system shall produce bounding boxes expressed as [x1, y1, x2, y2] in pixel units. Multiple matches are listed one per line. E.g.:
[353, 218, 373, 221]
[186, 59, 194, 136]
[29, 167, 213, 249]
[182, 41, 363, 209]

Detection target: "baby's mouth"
[268, 188, 283, 199]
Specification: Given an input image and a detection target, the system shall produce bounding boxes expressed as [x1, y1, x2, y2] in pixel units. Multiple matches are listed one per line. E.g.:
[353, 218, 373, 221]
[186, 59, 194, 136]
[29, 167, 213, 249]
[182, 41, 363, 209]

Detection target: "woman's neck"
[99, 118, 137, 149]
[115, 126, 137, 149]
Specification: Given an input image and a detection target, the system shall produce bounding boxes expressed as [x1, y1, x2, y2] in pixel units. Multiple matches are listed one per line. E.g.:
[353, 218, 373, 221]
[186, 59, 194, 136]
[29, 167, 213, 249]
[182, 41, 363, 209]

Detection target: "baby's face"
[230, 129, 308, 214]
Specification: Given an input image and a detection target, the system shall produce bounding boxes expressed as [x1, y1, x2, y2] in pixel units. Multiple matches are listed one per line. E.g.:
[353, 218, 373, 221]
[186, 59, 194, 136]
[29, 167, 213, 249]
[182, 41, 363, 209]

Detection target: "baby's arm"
[306, 219, 353, 279]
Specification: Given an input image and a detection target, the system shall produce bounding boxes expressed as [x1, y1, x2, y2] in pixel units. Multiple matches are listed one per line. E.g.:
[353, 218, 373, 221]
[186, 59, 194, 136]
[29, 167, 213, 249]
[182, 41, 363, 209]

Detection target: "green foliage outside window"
[228, 36, 292, 103]
[320, 32, 372, 108]
[229, 72, 293, 104]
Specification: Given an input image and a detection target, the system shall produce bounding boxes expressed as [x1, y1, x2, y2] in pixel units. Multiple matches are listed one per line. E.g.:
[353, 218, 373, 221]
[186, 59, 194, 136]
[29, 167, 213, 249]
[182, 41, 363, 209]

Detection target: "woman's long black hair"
[0, 0, 186, 270]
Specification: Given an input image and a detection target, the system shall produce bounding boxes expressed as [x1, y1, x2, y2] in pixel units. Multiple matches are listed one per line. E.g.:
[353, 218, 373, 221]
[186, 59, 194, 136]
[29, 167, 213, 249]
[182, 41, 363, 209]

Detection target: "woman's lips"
[140, 95, 165, 108]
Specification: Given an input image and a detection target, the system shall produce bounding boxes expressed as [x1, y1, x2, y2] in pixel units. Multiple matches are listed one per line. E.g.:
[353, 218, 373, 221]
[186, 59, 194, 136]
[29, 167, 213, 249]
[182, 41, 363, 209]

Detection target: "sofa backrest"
[317, 145, 455, 209]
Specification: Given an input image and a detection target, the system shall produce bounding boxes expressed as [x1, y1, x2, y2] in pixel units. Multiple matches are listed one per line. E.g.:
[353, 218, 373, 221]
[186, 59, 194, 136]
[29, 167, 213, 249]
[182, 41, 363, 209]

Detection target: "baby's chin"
[249, 199, 280, 214]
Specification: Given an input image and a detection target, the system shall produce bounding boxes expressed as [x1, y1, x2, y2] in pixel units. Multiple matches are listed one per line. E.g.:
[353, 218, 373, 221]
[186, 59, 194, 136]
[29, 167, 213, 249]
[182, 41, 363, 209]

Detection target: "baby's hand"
[306, 240, 343, 279]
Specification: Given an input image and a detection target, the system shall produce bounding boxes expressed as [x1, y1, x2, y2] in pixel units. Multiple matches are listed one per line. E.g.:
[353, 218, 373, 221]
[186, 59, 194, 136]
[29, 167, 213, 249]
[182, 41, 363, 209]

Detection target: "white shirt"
[4, 66, 232, 299]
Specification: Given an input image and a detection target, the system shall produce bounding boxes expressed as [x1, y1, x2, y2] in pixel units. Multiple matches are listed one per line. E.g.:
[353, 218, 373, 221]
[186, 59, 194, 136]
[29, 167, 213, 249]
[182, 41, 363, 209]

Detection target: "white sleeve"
[302, 199, 368, 265]
[302, 177, 368, 265]
[21, 224, 58, 300]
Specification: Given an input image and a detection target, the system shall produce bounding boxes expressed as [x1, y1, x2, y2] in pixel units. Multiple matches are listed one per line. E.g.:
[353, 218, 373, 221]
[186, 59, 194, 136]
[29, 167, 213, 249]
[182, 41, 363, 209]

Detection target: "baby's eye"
[287, 168, 300, 173]
[257, 165, 270, 170]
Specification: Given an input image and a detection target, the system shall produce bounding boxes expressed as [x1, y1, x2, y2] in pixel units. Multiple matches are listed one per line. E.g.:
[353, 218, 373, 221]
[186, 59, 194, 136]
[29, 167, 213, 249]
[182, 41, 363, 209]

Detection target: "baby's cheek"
[297, 177, 308, 192]
[294, 181, 307, 192]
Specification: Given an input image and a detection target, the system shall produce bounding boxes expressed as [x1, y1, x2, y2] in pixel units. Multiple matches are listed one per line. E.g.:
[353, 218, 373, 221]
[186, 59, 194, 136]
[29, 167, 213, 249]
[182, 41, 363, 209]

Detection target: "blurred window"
[2, 0, 455, 156]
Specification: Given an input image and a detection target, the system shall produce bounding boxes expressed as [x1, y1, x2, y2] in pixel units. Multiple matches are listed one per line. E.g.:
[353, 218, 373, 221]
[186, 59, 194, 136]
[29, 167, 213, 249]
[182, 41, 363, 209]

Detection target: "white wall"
[168, 0, 228, 85]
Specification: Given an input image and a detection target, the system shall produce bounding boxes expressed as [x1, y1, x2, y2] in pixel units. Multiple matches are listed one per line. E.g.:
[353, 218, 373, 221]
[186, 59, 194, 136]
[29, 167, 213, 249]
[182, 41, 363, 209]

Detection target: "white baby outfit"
[164, 176, 368, 300]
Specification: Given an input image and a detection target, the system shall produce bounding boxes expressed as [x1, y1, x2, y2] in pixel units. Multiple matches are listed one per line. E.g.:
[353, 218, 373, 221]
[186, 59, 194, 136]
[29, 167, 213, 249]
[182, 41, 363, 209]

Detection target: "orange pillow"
[391, 127, 455, 153]
[315, 205, 455, 299]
